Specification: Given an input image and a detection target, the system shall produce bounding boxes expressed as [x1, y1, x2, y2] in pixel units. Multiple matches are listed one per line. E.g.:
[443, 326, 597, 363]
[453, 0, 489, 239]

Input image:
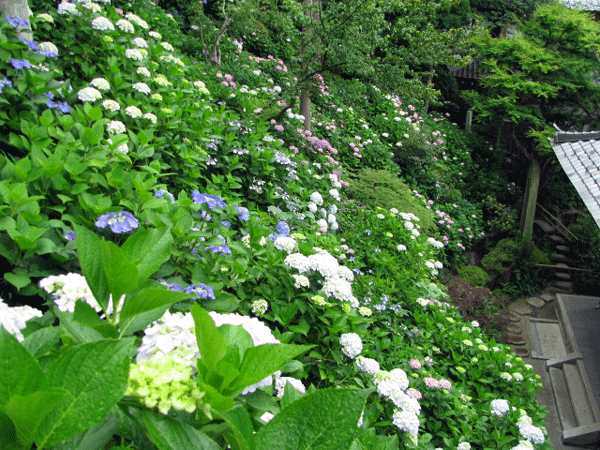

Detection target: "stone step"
[507, 324, 523, 335]
[556, 244, 571, 253]
[554, 272, 571, 280]
[527, 296, 546, 309]
[548, 234, 566, 244]
[541, 293, 556, 303]
[544, 285, 572, 295]
[509, 303, 532, 316]
[551, 253, 574, 263]
[563, 363, 596, 427]
[549, 366, 578, 431]
[534, 219, 556, 234]
[551, 280, 574, 290]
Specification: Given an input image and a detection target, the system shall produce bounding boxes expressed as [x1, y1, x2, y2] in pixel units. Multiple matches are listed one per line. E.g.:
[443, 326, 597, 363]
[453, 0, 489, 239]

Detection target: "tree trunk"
[300, 0, 320, 131]
[0, 0, 33, 40]
[519, 158, 541, 238]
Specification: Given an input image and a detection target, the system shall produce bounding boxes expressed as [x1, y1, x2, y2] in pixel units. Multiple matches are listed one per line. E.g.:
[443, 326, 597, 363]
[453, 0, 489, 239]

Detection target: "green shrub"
[457, 265, 490, 287]
[346, 169, 436, 232]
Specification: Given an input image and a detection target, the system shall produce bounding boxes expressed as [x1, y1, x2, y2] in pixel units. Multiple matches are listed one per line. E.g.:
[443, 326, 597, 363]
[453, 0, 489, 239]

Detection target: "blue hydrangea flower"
[192, 191, 226, 209]
[8, 59, 32, 70]
[0, 78, 13, 94]
[270, 221, 290, 241]
[36, 49, 58, 58]
[154, 189, 175, 204]
[19, 38, 38, 50]
[63, 230, 76, 241]
[95, 211, 139, 234]
[206, 235, 232, 255]
[221, 220, 231, 228]
[6, 16, 30, 28]
[235, 204, 249, 221]
[185, 283, 215, 300]
[56, 101, 71, 114]
[157, 279, 183, 292]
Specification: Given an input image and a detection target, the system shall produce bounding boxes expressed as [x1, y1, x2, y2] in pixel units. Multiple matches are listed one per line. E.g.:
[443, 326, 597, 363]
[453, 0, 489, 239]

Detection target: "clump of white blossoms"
[102, 99, 121, 112]
[132, 82, 151, 95]
[251, 299, 268, 316]
[516, 412, 545, 445]
[77, 86, 102, 102]
[39, 273, 101, 313]
[125, 105, 142, 118]
[0, 298, 42, 342]
[91, 16, 114, 31]
[136, 66, 151, 77]
[194, 80, 210, 95]
[144, 112, 157, 124]
[125, 48, 144, 61]
[355, 356, 380, 375]
[490, 399, 510, 417]
[90, 78, 110, 91]
[160, 41, 175, 52]
[340, 333, 362, 358]
[132, 37, 148, 48]
[273, 236, 297, 253]
[116, 19, 135, 33]
[126, 13, 149, 29]
[107, 120, 126, 135]
[58, 2, 80, 15]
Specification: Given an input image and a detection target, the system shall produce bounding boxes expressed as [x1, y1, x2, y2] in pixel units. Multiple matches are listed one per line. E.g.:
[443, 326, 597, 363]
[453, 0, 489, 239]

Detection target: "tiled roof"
[561, 0, 600, 11]
[552, 130, 600, 229]
[447, 60, 481, 79]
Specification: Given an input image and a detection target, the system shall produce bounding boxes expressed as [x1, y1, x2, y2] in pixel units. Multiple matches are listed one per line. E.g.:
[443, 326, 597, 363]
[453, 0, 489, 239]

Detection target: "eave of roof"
[560, 0, 600, 12]
[552, 130, 600, 229]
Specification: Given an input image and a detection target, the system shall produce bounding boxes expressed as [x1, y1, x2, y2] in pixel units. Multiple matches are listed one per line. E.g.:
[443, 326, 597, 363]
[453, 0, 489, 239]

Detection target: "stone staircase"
[533, 219, 576, 294]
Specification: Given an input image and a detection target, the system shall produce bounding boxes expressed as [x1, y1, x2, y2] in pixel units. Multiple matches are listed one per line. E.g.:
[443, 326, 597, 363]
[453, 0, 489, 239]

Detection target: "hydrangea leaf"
[224, 344, 313, 396]
[121, 228, 173, 281]
[0, 328, 47, 409]
[21, 326, 61, 358]
[142, 409, 221, 450]
[191, 305, 227, 372]
[99, 240, 140, 304]
[254, 388, 368, 450]
[73, 225, 111, 312]
[119, 287, 192, 322]
[34, 338, 135, 447]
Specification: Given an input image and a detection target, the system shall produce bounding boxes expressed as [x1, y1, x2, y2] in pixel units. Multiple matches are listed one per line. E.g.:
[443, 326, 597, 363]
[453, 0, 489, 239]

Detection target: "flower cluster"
[0, 298, 42, 342]
[39, 272, 101, 313]
[95, 211, 139, 233]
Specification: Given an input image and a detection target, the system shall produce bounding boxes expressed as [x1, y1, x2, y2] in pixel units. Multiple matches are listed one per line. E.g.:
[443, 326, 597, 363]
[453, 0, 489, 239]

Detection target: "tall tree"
[1, 0, 33, 39]
[466, 2, 600, 234]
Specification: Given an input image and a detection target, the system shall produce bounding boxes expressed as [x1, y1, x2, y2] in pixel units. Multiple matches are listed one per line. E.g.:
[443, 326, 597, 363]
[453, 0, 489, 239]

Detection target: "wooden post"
[520, 158, 541, 237]
[465, 110, 473, 132]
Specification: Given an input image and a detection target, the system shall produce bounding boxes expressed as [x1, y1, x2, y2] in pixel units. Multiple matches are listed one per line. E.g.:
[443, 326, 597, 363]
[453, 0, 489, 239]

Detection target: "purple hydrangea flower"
[206, 235, 232, 255]
[154, 189, 175, 204]
[36, 49, 58, 58]
[235, 204, 249, 221]
[8, 59, 32, 70]
[221, 220, 231, 228]
[157, 279, 183, 292]
[63, 230, 76, 241]
[270, 221, 290, 241]
[95, 211, 139, 234]
[192, 191, 226, 209]
[185, 283, 215, 300]
[6, 16, 30, 28]
[0, 78, 13, 94]
[56, 101, 71, 114]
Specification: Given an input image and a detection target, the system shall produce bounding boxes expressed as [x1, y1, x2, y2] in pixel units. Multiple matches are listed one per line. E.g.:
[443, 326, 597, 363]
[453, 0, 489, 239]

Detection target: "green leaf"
[74, 225, 110, 312]
[121, 228, 173, 280]
[50, 413, 119, 450]
[34, 338, 135, 448]
[4, 272, 31, 290]
[118, 307, 169, 336]
[217, 406, 254, 450]
[99, 240, 140, 304]
[0, 328, 46, 408]
[191, 305, 227, 372]
[119, 287, 192, 322]
[21, 327, 61, 358]
[4, 389, 68, 449]
[224, 344, 312, 396]
[87, 107, 103, 122]
[142, 409, 221, 450]
[254, 388, 368, 450]
[55, 309, 104, 344]
[0, 412, 18, 450]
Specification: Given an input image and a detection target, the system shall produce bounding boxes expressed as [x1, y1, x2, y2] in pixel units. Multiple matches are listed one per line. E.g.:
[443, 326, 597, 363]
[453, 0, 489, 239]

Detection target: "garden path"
[507, 292, 600, 449]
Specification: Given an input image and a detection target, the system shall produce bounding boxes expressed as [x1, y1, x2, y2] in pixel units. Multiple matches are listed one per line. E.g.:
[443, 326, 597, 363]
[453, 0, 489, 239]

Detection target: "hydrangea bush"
[0, 1, 549, 449]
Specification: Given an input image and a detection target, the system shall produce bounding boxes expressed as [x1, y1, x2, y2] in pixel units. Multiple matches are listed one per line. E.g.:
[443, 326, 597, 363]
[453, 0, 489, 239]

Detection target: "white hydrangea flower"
[355, 356, 380, 375]
[329, 188, 340, 201]
[336, 266, 354, 282]
[102, 99, 121, 112]
[392, 409, 419, 436]
[340, 333, 362, 358]
[116, 19, 134, 33]
[143, 112, 157, 124]
[284, 253, 311, 273]
[308, 251, 339, 278]
[510, 441, 534, 450]
[132, 82, 151, 95]
[91, 15, 115, 31]
[0, 299, 42, 342]
[275, 377, 306, 398]
[77, 86, 102, 102]
[106, 120, 126, 134]
[38, 41, 58, 55]
[322, 277, 354, 303]
[517, 422, 545, 445]
[310, 191, 324, 206]
[194, 80, 210, 95]
[58, 3, 80, 15]
[136, 66, 151, 77]
[81, 2, 101, 13]
[274, 236, 297, 254]
[39, 273, 101, 313]
[36, 13, 54, 23]
[457, 443, 471, 450]
[153, 75, 170, 86]
[160, 41, 174, 52]
[126, 13, 148, 29]
[148, 30, 162, 39]
[292, 274, 310, 289]
[397, 244, 407, 251]
[490, 399, 510, 416]
[125, 48, 144, 61]
[124, 105, 142, 118]
[90, 78, 110, 91]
